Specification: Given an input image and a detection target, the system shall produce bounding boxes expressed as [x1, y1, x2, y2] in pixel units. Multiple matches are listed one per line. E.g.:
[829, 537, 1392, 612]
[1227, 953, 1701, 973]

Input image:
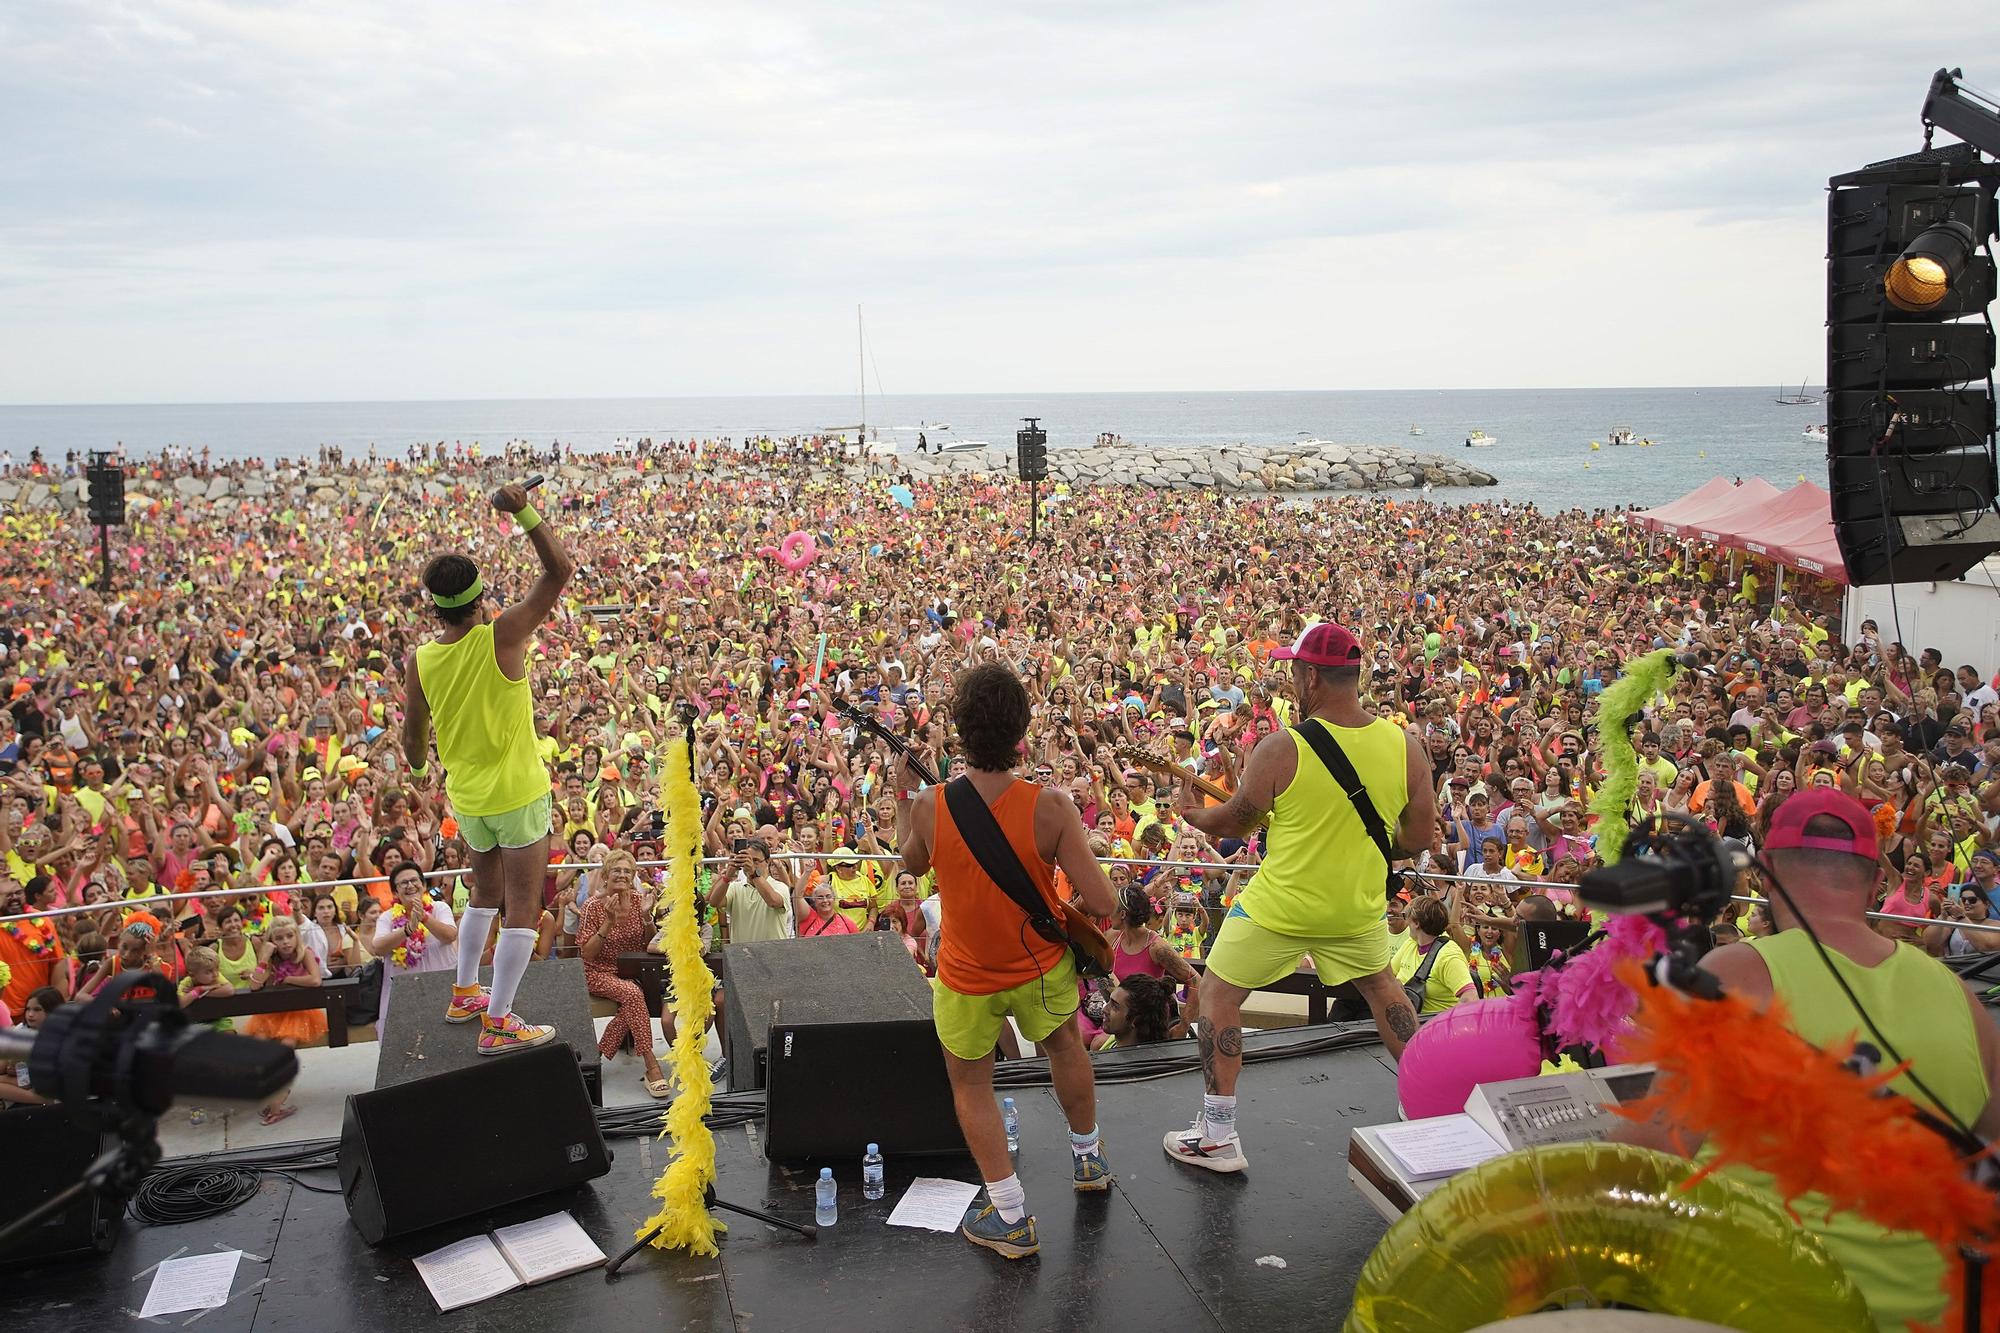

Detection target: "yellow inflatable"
[1343, 1143, 1871, 1332]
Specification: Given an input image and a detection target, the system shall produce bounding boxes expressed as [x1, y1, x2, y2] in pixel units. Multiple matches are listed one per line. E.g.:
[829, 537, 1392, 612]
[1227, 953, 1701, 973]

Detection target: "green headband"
[432, 576, 483, 609]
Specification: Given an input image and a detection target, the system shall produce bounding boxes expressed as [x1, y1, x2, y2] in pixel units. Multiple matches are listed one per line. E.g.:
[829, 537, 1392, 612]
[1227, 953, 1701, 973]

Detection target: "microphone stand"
[606, 714, 817, 1278]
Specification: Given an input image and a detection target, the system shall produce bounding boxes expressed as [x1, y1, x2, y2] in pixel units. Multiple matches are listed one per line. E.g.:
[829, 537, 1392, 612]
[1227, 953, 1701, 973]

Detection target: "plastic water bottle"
[1002, 1097, 1020, 1154]
[862, 1144, 885, 1201]
[815, 1167, 838, 1226]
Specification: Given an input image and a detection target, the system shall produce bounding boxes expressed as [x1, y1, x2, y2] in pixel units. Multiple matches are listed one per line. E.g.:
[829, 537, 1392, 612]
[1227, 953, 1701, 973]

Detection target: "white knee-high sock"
[455, 907, 498, 988]
[488, 928, 538, 1021]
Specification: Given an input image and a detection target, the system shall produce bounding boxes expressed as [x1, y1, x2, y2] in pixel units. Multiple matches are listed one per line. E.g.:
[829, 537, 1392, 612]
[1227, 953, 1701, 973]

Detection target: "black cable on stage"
[129, 1164, 272, 1226]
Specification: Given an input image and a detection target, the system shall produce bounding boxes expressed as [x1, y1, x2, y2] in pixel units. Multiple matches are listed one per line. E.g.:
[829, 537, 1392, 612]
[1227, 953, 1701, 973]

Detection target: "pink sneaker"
[445, 985, 490, 1024]
[477, 1011, 556, 1056]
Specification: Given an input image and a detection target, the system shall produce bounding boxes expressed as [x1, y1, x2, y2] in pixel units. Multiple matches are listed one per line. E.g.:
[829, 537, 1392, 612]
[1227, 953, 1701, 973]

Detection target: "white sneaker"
[1162, 1121, 1248, 1173]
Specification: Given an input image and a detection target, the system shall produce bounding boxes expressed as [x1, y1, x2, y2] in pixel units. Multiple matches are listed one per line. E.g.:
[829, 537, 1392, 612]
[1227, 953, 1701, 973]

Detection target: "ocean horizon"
[0, 385, 1831, 510]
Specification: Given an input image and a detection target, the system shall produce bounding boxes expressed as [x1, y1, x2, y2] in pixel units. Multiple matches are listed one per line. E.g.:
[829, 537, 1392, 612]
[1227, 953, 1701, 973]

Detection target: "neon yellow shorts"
[932, 951, 1079, 1061]
[1204, 903, 1391, 991]
[454, 791, 553, 853]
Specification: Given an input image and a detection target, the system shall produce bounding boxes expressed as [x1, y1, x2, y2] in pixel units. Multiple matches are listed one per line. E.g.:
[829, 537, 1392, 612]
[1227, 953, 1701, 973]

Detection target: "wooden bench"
[1187, 959, 1344, 1025]
[182, 974, 363, 1047]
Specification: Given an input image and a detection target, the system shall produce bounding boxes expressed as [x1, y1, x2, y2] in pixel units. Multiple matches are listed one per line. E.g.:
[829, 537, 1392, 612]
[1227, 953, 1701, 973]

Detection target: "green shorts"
[933, 950, 1079, 1061]
[1204, 903, 1390, 991]
[455, 791, 553, 853]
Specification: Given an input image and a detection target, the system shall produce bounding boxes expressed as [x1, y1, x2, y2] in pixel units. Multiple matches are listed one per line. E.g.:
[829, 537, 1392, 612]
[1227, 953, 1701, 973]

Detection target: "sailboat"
[1774, 380, 1819, 406]
[832, 308, 986, 457]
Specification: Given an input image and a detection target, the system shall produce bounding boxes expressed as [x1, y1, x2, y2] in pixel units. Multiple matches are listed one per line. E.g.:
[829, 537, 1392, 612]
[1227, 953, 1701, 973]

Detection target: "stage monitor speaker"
[720, 932, 937, 1092]
[0, 1106, 121, 1269]
[338, 1042, 610, 1246]
[763, 1017, 965, 1163]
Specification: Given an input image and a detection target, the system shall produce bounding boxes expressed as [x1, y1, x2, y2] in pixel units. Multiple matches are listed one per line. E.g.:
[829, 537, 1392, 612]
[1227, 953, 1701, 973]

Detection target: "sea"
[0, 386, 1830, 511]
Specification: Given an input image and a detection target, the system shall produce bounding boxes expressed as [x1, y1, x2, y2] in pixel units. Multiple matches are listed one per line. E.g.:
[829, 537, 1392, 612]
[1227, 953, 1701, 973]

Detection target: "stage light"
[1884, 219, 1977, 312]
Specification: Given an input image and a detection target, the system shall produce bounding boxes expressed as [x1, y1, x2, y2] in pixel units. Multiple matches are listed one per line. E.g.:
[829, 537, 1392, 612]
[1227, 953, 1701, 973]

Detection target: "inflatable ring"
[778, 530, 816, 572]
[1344, 1143, 1871, 1332]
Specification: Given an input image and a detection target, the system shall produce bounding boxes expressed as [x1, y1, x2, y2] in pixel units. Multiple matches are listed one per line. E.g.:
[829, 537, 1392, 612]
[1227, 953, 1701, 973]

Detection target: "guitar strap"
[943, 777, 1068, 950]
[1291, 718, 1402, 900]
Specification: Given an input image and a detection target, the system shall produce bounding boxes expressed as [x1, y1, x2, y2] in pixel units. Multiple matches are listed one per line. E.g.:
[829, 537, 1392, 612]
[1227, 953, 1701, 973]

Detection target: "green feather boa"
[1589, 648, 1677, 866]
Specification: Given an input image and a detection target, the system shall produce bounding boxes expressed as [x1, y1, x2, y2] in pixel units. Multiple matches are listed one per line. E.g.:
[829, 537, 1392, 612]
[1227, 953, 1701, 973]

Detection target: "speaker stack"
[1825, 144, 2000, 584]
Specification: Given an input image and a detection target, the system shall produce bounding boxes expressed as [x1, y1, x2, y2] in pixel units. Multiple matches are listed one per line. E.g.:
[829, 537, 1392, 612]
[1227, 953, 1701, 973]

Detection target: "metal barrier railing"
[7, 852, 1996, 936]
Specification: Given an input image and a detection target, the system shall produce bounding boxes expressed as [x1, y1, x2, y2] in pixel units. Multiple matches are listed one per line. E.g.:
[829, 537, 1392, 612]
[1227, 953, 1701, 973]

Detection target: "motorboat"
[1408, 424, 1425, 436]
[1803, 424, 1828, 444]
[1464, 430, 1497, 448]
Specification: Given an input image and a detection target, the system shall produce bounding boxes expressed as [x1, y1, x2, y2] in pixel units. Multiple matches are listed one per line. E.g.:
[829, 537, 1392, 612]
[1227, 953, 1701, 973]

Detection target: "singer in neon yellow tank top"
[1165, 622, 1436, 1176]
[414, 622, 548, 820]
[402, 481, 574, 1057]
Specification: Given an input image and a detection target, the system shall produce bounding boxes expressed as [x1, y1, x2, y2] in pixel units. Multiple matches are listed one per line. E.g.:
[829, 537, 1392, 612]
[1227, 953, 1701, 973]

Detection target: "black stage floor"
[9, 1029, 1400, 1332]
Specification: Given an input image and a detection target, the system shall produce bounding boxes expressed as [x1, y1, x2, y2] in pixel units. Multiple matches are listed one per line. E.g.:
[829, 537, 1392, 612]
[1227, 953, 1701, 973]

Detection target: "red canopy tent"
[1731, 482, 1847, 585]
[1636, 476, 1849, 585]
[1635, 477, 1746, 537]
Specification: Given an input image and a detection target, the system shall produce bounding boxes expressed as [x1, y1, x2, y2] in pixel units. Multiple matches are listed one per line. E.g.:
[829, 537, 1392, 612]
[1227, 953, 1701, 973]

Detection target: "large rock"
[174, 475, 207, 497]
[205, 475, 232, 500]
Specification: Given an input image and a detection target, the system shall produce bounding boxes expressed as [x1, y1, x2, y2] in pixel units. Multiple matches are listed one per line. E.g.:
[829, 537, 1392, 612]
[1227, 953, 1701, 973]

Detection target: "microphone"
[524, 473, 545, 491]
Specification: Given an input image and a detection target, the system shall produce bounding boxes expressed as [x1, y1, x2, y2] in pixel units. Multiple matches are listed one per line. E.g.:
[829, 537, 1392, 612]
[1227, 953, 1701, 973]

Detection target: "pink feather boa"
[1537, 914, 1665, 1058]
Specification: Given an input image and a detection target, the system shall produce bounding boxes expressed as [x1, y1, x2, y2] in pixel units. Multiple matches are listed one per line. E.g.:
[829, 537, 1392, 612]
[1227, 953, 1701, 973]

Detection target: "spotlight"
[1885, 219, 1978, 312]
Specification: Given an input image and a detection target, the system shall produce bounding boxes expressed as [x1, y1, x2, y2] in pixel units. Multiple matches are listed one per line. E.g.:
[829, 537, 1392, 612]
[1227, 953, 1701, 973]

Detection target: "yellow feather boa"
[635, 740, 723, 1256]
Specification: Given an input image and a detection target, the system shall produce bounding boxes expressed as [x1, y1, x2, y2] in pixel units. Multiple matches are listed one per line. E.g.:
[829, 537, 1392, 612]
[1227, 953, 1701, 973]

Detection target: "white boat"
[1464, 430, 1497, 449]
[1804, 424, 1828, 443]
[1408, 424, 1425, 436]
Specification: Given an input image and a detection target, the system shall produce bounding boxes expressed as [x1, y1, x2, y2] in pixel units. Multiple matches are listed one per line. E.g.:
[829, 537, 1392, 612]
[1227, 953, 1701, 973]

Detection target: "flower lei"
[0, 917, 59, 960]
[0, 960, 12, 993]
[386, 902, 427, 969]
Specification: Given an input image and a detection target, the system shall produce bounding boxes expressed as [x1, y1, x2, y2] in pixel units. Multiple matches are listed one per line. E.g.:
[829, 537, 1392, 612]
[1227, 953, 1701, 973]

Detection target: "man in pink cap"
[1166, 621, 1434, 1173]
[1618, 788, 1999, 1330]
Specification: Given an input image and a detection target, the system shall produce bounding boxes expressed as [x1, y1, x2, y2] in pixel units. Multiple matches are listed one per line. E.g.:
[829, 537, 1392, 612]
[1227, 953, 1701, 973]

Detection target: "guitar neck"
[1120, 750, 1233, 804]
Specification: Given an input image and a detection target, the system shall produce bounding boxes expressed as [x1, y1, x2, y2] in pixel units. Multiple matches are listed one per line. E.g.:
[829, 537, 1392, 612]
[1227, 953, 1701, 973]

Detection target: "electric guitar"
[838, 697, 1113, 975]
[1115, 745, 1234, 805]
[832, 697, 939, 785]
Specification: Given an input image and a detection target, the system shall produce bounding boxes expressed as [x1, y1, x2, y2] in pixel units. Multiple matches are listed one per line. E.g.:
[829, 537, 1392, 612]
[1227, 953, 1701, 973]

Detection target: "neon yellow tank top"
[415, 622, 550, 817]
[1701, 932, 1986, 1331]
[1235, 718, 1407, 937]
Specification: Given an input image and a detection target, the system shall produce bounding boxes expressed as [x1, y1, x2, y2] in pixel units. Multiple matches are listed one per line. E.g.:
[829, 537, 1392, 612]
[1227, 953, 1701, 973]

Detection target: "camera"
[1578, 814, 1747, 920]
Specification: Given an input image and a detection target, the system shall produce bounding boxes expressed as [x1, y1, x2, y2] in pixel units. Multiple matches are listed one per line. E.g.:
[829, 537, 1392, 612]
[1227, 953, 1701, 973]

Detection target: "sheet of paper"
[886, 1177, 982, 1233]
[412, 1234, 519, 1313]
[1374, 1113, 1508, 1181]
[138, 1250, 242, 1318]
[492, 1212, 605, 1284]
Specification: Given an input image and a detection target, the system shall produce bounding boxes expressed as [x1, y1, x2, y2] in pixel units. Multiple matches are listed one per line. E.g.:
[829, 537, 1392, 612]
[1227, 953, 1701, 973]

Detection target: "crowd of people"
[2, 440, 1999, 1110]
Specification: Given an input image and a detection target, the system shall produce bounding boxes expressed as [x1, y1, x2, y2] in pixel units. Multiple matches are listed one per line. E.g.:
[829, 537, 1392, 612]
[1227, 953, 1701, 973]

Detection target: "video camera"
[1578, 813, 1748, 921]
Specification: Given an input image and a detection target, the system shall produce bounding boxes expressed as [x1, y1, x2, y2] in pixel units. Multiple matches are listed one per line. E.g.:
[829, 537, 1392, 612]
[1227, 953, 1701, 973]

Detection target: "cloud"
[0, 1, 1992, 402]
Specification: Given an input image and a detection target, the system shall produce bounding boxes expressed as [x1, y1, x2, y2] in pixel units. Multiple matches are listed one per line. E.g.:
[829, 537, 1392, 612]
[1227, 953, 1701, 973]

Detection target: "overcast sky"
[1, 4, 1993, 403]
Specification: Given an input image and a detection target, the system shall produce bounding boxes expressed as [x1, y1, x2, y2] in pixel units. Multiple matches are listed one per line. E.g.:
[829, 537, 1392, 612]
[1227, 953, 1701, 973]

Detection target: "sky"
[1, 3, 1994, 404]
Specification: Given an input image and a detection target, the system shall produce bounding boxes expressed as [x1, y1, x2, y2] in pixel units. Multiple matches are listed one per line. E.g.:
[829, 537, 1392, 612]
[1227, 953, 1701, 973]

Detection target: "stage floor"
[10, 1031, 1400, 1332]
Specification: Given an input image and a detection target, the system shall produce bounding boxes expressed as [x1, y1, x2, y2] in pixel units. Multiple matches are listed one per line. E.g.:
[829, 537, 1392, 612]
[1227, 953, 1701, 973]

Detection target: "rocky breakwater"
[898, 441, 1495, 493]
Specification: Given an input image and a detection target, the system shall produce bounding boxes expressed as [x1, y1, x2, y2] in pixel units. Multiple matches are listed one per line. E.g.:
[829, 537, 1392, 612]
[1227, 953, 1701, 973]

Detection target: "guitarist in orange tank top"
[897, 664, 1119, 1261]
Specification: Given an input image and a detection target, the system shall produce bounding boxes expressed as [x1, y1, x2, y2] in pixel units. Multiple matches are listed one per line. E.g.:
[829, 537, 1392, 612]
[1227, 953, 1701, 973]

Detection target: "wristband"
[515, 504, 542, 533]
[897, 789, 922, 803]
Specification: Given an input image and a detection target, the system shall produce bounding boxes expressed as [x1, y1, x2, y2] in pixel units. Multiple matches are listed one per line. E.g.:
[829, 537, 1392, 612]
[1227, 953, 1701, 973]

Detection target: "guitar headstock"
[1116, 744, 1176, 774]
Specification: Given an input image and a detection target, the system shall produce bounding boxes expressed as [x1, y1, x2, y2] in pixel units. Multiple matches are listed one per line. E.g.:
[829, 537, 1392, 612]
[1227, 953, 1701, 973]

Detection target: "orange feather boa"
[1613, 959, 1997, 1332]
